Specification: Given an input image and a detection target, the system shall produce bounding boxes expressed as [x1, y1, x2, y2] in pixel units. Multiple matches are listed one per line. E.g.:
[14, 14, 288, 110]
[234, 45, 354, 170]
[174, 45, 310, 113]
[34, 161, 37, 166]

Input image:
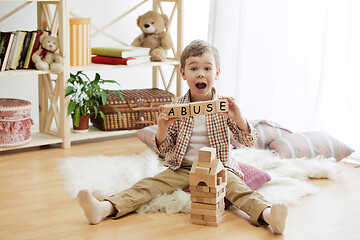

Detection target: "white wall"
[0, 0, 210, 131]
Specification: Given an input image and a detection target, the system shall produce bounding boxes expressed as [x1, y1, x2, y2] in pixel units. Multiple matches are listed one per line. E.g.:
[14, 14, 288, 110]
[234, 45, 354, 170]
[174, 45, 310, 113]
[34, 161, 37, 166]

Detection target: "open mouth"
[196, 83, 207, 90]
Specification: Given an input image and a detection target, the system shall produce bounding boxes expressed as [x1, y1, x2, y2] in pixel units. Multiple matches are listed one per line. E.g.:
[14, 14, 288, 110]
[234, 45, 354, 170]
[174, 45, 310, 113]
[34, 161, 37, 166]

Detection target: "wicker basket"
[91, 88, 175, 131]
[0, 98, 34, 147]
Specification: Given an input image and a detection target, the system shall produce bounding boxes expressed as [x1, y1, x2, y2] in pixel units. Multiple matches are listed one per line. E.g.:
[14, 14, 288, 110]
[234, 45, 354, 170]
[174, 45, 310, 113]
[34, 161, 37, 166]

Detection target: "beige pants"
[105, 164, 270, 225]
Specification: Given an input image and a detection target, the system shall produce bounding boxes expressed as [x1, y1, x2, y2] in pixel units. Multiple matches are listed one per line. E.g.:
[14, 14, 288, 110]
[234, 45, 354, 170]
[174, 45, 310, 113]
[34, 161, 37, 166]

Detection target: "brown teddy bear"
[32, 33, 63, 74]
[131, 11, 172, 62]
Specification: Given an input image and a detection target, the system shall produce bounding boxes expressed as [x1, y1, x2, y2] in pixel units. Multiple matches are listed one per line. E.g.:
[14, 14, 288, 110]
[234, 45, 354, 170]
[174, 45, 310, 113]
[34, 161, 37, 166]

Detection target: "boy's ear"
[180, 68, 186, 80]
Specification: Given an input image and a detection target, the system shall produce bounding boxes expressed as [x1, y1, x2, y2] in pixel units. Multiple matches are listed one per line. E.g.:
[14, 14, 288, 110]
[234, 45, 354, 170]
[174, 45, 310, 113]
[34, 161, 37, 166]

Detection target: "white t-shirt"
[182, 115, 210, 165]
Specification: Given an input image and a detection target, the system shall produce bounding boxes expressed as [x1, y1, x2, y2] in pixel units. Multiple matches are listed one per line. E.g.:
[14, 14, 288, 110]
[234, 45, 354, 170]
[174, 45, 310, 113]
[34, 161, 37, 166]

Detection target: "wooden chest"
[0, 98, 34, 147]
[91, 88, 175, 131]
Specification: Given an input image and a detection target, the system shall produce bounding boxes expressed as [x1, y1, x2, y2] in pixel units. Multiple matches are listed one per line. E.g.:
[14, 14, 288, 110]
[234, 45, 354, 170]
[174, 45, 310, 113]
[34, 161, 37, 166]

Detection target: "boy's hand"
[218, 97, 250, 133]
[155, 105, 179, 146]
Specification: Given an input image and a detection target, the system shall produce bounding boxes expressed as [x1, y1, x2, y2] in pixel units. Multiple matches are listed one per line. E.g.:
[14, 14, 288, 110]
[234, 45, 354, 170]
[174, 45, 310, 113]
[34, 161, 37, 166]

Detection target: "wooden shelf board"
[0, 69, 50, 78]
[70, 59, 180, 72]
[70, 125, 137, 142]
[0, 131, 62, 152]
[0, 0, 60, 2]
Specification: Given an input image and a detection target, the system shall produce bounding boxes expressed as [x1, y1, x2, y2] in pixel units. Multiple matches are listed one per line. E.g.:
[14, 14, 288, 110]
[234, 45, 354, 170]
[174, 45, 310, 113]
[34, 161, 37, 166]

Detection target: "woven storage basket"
[0, 98, 33, 147]
[91, 88, 175, 131]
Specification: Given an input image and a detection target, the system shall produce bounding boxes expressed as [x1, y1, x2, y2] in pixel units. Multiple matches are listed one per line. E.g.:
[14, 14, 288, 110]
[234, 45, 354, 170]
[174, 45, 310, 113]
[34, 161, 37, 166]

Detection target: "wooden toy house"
[189, 147, 227, 226]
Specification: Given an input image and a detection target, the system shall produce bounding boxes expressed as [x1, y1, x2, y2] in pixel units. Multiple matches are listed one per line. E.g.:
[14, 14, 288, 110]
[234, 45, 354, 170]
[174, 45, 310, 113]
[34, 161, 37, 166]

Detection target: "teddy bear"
[32, 33, 63, 74]
[131, 11, 172, 62]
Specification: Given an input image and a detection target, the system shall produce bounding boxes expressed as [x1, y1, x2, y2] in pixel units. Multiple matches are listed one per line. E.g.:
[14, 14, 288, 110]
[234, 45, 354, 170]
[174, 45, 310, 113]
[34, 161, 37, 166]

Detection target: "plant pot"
[72, 114, 90, 132]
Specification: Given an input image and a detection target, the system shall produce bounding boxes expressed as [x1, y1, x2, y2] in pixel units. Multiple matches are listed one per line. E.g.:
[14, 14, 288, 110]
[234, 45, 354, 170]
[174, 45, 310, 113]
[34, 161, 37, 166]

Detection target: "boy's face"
[180, 52, 220, 102]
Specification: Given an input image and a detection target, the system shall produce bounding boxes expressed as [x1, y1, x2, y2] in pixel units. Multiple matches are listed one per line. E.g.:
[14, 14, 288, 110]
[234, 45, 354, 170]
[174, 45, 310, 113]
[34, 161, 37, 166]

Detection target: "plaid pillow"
[268, 131, 354, 161]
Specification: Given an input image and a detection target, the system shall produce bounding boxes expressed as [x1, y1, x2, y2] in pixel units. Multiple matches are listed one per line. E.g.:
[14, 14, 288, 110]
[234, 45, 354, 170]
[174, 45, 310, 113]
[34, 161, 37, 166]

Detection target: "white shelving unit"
[0, 0, 183, 152]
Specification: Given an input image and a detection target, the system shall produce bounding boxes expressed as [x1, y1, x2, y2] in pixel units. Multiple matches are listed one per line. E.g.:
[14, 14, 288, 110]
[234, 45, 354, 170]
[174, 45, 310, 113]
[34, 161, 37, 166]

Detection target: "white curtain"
[208, 0, 360, 153]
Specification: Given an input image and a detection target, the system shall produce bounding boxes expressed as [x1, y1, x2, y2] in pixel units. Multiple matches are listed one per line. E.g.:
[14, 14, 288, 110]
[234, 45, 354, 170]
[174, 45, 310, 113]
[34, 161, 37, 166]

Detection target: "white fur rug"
[57, 148, 342, 215]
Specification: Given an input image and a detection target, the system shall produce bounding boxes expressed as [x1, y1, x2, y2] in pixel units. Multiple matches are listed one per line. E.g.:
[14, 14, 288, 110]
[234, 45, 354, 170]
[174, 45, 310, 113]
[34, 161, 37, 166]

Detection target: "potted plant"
[65, 71, 124, 132]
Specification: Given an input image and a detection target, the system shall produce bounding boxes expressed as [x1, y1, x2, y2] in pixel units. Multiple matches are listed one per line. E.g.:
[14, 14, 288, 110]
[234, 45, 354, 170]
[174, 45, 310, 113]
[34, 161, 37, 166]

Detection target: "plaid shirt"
[153, 89, 258, 178]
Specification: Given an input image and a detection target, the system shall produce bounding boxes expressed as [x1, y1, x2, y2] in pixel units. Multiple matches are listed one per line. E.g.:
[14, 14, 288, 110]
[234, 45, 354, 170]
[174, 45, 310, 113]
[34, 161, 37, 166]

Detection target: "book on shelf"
[18, 31, 32, 69]
[91, 46, 150, 58]
[0, 32, 15, 72]
[5, 31, 18, 70]
[9, 31, 27, 70]
[91, 55, 151, 66]
[23, 31, 37, 69]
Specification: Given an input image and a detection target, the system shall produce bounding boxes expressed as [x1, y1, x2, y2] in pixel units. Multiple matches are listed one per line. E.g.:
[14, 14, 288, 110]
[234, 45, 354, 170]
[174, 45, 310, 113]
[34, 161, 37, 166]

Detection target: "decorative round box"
[0, 98, 34, 148]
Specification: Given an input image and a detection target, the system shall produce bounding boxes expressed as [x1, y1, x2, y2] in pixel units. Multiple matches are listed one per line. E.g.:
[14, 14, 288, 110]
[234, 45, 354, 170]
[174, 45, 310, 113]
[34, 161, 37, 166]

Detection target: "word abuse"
[164, 99, 229, 118]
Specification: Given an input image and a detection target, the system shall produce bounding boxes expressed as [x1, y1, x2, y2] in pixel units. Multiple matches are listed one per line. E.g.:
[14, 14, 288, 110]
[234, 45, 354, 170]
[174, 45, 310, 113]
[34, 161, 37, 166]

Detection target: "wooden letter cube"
[203, 100, 217, 115]
[177, 103, 191, 117]
[216, 99, 229, 113]
[164, 104, 178, 118]
[190, 102, 204, 116]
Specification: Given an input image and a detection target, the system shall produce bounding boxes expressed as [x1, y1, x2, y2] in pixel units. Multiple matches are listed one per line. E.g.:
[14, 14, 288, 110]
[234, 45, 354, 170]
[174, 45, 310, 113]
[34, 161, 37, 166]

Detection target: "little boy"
[77, 39, 288, 234]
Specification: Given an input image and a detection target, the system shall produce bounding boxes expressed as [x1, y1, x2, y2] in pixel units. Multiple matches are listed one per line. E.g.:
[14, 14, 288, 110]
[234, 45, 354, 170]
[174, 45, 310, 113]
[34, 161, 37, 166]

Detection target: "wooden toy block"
[191, 202, 217, 211]
[209, 158, 221, 175]
[191, 218, 207, 226]
[204, 211, 225, 222]
[177, 103, 191, 117]
[198, 160, 212, 168]
[204, 214, 226, 227]
[217, 177, 223, 185]
[203, 100, 217, 115]
[190, 174, 214, 187]
[202, 186, 210, 193]
[209, 181, 226, 193]
[191, 208, 218, 217]
[196, 185, 203, 192]
[195, 185, 209, 193]
[195, 166, 210, 174]
[208, 198, 217, 205]
[198, 147, 216, 162]
[190, 102, 204, 116]
[190, 157, 199, 174]
[191, 195, 204, 203]
[203, 198, 210, 204]
[163, 104, 178, 118]
[191, 214, 204, 220]
[216, 99, 229, 113]
[191, 191, 216, 199]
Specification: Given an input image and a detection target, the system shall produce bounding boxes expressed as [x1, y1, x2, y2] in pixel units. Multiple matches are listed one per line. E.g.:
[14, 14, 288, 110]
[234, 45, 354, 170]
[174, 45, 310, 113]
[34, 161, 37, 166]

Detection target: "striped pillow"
[268, 131, 354, 161]
[231, 120, 292, 149]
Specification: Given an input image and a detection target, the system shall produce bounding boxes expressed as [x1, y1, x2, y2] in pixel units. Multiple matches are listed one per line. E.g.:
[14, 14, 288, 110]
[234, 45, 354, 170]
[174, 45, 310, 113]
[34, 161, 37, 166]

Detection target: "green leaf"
[73, 107, 80, 127]
[94, 73, 100, 83]
[100, 91, 107, 105]
[114, 91, 125, 103]
[99, 111, 106, 121]
[67, 101, 76, 116]
[103, 80, 120, 85]
[65, 86, 75, 96]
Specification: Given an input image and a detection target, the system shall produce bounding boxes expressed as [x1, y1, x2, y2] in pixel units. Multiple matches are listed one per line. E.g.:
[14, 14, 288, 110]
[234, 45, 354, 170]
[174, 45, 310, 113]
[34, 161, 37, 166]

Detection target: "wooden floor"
[0, 136, 359, 240]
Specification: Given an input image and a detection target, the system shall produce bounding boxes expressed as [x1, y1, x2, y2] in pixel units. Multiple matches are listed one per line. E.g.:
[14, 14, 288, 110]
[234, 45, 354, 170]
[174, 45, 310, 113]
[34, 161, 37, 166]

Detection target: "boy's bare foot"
[77, 190, 114, 224]
[262, 203, 288, 234]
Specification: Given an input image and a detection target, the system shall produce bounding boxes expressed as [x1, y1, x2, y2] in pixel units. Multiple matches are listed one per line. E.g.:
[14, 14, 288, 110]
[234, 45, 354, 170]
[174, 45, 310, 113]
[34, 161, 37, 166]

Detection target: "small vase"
[72, 114, 90, 133]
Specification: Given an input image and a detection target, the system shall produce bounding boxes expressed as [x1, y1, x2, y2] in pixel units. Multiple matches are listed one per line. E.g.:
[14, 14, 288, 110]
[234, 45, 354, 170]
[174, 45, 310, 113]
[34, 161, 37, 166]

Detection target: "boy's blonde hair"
[180, 39, 220, 69]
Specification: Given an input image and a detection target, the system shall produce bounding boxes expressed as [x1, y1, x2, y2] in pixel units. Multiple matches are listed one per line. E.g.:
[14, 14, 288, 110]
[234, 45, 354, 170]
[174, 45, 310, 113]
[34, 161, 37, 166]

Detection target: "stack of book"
[91, 46, 151, 66]
[0, 30, 50, 72]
